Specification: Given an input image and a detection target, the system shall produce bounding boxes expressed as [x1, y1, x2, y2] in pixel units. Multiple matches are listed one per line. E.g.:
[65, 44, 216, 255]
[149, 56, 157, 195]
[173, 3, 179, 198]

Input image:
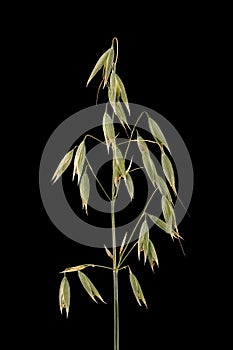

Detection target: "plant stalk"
[113, 269, 119, 350]
[111, 199, 119, 350]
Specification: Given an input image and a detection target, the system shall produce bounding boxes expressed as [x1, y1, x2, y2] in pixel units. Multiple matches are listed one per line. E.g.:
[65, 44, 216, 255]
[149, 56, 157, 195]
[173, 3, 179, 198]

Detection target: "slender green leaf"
[148, 214, 181, 239]
[148, 116, 171, 153]
[137, 132, 149, 154]
[79, 169, 90, 215]
[59, 278, 64, 313]
[114, 146, 126, 179]
[148, 239, 159, 272]
[115, 74, 130, 115]
[59, 276, 66, 314]
[103, 47, 114, 87]
[108, 71, 116, 107]
[112, 157, 121, 190]
[165, 215, 173, 235]
[129, 270, 148, 308]
[119, 232, 127, 255]
[73, 140, 86, 182]
[108, 88, 115, 119]
[86, 48, 112, 86]
[114, 102, 129, 130]
[142, 152, 158, 187]
[78, 270, 97, 302]
[102, 112, 116, 153]
[52, 149, 74, 184]
[108, 81, 129, 130]
[90, 283, 106, 304]
[124, 172, 134, 200]
[104, 245, 113, 260]
[156, 175, 172, 201]
[109, 71, 117, 106]
[148, 214, 167, 231]
[59, 276, 70, 318]
[137, 132, 159, 186]
[108, 71, 121, 114]
[172, 208, 177, 230]
[78, 271, 106, 303]
[109, 72, 130, 122]
[138, 219, 149, 263]
[61, 265, 89, 273]
[161, 195, 174, 223]
[161, 151, 177, 194]
[108, 84, 114, 104]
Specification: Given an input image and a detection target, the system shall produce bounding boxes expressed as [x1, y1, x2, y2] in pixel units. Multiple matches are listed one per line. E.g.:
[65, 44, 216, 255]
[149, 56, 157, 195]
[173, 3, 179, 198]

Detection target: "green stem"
[91, 264, 113, 270]
[118, 215, 144, 268]
[87, 264, 113, 271]
[111, 199, 119, 350]
[84, 133, 105, 145]
[123, 111, 146, 160]
[61, 264, 113, 273]
[112, 37, 119, 66]
[119, 139, 159, 148]
[113, 269, 119, 350]
[118, 241, 138, 267]
[85, 157, 111, 202]
[111, 200, 117, 269]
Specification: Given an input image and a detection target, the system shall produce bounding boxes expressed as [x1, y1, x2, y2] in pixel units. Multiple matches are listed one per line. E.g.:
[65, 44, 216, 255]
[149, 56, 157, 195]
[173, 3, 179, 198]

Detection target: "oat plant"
[52, 37, 185, 350]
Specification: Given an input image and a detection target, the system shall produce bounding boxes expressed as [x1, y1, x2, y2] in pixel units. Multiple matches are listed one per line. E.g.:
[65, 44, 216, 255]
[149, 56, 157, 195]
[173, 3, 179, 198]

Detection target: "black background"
[20, 4, 223, 349]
